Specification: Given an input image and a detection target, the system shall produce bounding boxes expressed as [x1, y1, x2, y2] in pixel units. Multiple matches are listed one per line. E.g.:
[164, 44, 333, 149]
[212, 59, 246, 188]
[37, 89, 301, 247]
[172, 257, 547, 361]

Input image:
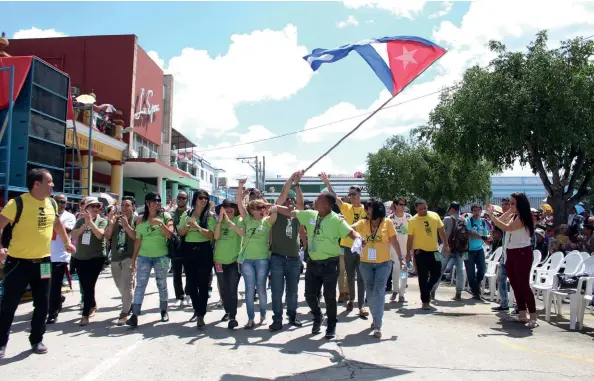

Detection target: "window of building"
[210, 174, 214, 184]
[201, 170, 204, 180]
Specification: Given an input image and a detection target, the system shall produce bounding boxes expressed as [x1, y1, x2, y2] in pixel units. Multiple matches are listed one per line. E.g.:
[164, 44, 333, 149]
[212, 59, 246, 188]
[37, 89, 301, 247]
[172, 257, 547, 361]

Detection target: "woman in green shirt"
[227, 179, 278, 329]
[213, 199, 242, 329]
[177, 189, 216, 329]
[126, 192, 174, 327]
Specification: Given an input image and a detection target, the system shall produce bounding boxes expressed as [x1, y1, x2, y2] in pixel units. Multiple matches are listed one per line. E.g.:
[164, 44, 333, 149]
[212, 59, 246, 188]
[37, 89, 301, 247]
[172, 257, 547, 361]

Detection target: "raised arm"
[237, 178, 248, 219]
[276, 172, 298, 206]
[267, 205, 278, 226]
[275, 205, 298, 218]
[295, 172, 305, 210]
[488, 205, 524, 232]
[319, 172, 342, 206]
[214, 208, 226, 240]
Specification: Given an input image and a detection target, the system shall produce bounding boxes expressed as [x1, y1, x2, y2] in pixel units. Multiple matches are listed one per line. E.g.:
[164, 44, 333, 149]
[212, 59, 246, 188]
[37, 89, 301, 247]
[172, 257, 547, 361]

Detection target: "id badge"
[81, 231, 91, 245]
[310, 239, 317, 252]
[433, 251, 441, 261]
[40, 263, 51, 279]
[215, 262, 223, 273]
[367, 248, 377, 261]
[160, 257, 170, 269]
[463, 252, 469, 260]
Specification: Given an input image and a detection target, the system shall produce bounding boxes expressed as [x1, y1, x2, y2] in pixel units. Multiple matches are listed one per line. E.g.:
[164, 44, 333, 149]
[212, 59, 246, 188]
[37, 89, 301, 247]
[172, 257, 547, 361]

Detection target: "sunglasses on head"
[197, 196, 209, 201]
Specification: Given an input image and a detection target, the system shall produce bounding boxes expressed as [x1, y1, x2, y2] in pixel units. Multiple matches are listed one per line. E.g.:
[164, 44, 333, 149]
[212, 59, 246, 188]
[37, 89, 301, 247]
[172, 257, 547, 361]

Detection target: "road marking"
[496, 338, 594, 364]
[80, 341, 141, 381]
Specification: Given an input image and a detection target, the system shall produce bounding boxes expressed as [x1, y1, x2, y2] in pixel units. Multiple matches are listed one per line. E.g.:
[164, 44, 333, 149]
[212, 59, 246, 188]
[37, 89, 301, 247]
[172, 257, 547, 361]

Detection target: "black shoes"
[492, 306, 509, 311]
[325, 326, 336, 339]
[221, 313, 230, 322]
[161, 310, 169, 322]
[289, 317, 303, 327]
[46, 315, 58, 324]
[126, 314, 138, 327]
[197, 316, 205, 329]
[311, 320, 322, 335]
[31, 342, 48, 354]
[269, 321, 283, 331]
[228, 319, 238, 330]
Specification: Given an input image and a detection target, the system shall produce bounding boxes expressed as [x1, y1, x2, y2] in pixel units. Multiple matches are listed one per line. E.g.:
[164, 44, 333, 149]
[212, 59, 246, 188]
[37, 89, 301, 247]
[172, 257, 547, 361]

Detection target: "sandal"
[525, 320, 539, 329]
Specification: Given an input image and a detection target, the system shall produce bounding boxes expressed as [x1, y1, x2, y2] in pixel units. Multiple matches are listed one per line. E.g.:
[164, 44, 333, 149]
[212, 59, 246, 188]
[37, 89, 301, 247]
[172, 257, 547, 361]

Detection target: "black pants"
[215, 263, 240, 319]
[415, 250, 442, 303]
[305, 257, 339, 328]
[0, 256, 51, 347]
[48, 262, 68, 318]
[171, 258, 187, 300]
[72, 257, 104, 317]
[182, 241, 213, 317]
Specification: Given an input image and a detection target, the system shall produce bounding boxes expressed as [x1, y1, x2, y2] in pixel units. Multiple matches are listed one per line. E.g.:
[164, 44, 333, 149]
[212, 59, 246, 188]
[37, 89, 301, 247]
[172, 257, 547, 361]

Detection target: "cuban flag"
[304, 36, 446, 95]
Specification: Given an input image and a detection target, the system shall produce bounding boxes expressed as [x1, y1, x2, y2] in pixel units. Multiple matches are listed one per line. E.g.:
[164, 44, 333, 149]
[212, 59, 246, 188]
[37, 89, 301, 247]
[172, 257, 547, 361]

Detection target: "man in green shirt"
[171, 191, 189, 306]
[278, 187, 362, 339]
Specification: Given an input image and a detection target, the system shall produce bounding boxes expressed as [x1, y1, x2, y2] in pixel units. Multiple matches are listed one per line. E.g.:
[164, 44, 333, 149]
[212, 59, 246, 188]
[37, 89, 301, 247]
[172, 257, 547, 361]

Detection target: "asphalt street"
[0, 267, 593, 381]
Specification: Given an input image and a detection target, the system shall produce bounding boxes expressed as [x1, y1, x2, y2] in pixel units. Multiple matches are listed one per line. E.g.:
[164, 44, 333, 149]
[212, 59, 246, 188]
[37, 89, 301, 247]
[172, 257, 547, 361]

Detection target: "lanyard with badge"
[310, 215, 324, 252]
[366, 220, 380, 261]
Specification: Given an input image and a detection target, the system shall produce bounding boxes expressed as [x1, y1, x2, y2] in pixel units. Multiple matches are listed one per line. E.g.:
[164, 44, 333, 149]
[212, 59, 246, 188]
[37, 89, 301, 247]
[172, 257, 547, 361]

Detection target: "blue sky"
[4, 1, 594, 184]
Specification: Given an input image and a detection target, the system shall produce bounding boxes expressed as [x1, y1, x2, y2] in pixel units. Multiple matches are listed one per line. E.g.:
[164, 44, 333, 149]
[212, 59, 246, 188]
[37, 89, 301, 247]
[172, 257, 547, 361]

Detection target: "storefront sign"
[65, 130, 123, 162]
[133, 88, 160, 123]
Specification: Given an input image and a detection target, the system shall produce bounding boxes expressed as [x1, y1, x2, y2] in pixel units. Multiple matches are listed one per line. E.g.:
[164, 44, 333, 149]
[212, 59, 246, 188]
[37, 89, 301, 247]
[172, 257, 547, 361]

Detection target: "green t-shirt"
[238, 215, 271, 261]
[109, 214, 136, 262]
[177, 211, 217, 243]
[214, 216, 242, 264]
[135, 212, 172, 258]
[296, 210, 352, 261]
[73, 216, 109, 260]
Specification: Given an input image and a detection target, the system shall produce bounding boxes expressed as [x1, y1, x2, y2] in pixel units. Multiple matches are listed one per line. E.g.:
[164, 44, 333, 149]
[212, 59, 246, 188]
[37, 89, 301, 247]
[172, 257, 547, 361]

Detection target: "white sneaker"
[177, 298, 185, 308]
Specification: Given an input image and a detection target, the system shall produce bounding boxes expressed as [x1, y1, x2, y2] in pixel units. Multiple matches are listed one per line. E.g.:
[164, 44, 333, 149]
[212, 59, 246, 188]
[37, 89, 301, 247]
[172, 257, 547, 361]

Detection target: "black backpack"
[448, 216, 469, 254]
[1, 196, 57, 249]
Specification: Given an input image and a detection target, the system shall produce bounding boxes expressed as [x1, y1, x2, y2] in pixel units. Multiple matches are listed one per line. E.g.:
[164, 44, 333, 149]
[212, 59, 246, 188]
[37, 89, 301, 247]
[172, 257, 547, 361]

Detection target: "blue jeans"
[359, 261, 391, 329]
[132, 255, 169, 315]
[498, 260, 509, 308]
[241, 259, 270, 320]
[464, 248, 486, 296]
[270, 254, 301, 322]
[432, 253, 465, 293]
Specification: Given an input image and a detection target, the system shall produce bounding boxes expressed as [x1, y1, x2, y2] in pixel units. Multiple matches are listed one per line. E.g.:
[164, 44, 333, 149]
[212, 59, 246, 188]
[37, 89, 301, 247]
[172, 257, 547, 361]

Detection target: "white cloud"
[342, 0, 427, 19]
[428, 1, 453, 19]
[337, 15, 359, 28]
[147, 50, 164, 69]
[12, 27, 67, 39]
[158, 24, 312, 139]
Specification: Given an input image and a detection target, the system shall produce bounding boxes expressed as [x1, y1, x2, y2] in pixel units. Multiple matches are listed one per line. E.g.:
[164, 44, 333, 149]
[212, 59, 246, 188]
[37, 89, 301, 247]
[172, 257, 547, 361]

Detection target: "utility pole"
[236, 156, 260, 189]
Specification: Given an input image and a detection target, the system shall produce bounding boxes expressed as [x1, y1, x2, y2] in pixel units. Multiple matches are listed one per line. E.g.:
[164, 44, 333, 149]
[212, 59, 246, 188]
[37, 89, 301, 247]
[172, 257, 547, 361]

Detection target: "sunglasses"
[56, 200, 67, 205]
[255, 205, 266, 211]
[197, 196, 209, 201]
[398, 203, 406, 206]
[177, 196, 187, 200]
[151, 199, 162, 203]
[88, 205, 100, 209]
[348, 193, 357, 197]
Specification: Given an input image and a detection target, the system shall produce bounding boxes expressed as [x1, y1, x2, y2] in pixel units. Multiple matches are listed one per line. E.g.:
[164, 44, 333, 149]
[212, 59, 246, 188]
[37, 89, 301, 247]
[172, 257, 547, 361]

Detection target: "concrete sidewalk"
[0, 269, 593, 380]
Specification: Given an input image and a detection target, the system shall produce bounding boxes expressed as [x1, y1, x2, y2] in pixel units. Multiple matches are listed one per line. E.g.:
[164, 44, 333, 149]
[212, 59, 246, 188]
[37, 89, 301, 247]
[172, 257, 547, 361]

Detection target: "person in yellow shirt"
[319, 172, 368, 317]
[0, 168, 75, 358]
[352, 198, 402, 339]
[406, 199, 449, 310]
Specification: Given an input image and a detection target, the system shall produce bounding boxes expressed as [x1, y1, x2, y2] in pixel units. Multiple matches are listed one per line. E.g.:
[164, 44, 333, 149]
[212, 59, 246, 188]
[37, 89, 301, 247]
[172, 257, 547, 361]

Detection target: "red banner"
[0, 56, 33, 109]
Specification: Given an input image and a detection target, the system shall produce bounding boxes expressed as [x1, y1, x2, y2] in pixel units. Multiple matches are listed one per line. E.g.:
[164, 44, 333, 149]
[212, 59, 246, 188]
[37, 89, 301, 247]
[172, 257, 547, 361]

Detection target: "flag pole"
[304, 50, 447, 174]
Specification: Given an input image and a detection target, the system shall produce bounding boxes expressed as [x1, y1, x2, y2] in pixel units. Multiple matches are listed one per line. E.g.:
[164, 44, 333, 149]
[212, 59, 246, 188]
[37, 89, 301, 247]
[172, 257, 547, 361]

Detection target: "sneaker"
[189, 313, 199, 322]
[197, 316, 205, 329]
[244, 320, 255, 329]
[422, 303, 431, 310]
[390, 292, 398, 302]
[117, 314, 127, 326]
[46, 315, 58, 324]
[358, 308, 369, 317]
[78, 317, 89, 326]
[472, 294, 483, 301]
[161, 310, 169, 322]
[0, 346, 6, 359]
[346, 301, 354, 312]
[373, 328, 382, 338]
[311, 320, 322, 334]
[398, 296, 406, 303]
[269, 320, 283, 331]
[289, 317, 303, 327]
[228, 319, 239, 330]
[126, 314, 138, 327]
[325, 326, 336, 339]
[492, 306, 509, 311]
[216, 300, 224, 309]
[177, 299, 185, 308]
[31, 342, 48, 355]
[221, 313, 230, 322]
[453, 292, 462, 301]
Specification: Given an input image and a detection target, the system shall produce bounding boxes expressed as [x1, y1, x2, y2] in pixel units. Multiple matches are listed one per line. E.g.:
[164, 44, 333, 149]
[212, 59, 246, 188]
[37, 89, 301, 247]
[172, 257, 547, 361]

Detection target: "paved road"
[0, 268, 593, 380]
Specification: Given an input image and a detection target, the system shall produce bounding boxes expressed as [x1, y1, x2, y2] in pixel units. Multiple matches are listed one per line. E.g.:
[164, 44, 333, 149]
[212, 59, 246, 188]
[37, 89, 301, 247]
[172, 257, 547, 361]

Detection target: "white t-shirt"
[50, 210, 76, 263]
[506, 225, 531, 249]
[389, 213, 411, 259]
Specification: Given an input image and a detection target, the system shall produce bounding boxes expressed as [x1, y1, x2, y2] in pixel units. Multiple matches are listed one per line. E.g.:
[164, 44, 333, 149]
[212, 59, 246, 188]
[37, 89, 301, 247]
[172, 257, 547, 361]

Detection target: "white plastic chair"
[562, 252, 584, 277]
[575, 257, 594, 329]
[482, 247, 503, 301]
[545, 254, 585, 322]
[579, 252, 590, 261]
[532, 252, 564, 299]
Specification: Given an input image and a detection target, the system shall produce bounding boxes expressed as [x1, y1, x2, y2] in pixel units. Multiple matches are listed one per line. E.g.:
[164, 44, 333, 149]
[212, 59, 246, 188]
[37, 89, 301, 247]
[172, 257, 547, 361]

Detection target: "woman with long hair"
[177, 189, 216, 328]
[229, 179, 277, 329]
[127, 192, 174, 327]
[70, 197, 108, 326]
[353, 198, 402, 338]
[488, 192, 537, 328]
[213, 199, 242, 329]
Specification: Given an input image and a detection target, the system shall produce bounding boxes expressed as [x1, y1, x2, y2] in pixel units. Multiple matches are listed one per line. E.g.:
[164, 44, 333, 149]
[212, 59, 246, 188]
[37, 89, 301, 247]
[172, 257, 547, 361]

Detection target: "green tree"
[365, 135, 493, 211]
[417, 31, 594, 225]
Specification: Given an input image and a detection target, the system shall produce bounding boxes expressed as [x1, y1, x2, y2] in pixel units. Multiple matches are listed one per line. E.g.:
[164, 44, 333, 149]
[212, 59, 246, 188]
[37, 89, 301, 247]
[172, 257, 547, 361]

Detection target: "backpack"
[448, 215, 469, 254]
[1, 196, 57, 249]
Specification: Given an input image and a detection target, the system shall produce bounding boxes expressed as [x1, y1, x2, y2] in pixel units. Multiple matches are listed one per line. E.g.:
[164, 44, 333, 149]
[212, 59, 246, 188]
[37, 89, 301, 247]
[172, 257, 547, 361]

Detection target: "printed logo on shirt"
[222, 227, 229, 237]
[424, 221, 432, 236]
[353, 213, 361, 223]
[38, 207, 47, 230]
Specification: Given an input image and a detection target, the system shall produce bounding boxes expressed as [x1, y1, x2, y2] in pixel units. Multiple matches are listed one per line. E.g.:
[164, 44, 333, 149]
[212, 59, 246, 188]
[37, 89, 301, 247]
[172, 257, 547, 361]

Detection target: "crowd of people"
[0, 167, 578, 358]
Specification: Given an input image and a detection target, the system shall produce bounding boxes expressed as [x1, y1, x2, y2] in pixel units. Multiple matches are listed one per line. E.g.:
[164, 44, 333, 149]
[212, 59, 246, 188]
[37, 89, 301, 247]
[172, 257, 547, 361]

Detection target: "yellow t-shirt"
[408, 211, 444, 252]
[1, 193, 57, 259]
[340, 202, 367, 247]
[353, 218, 396, 263]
